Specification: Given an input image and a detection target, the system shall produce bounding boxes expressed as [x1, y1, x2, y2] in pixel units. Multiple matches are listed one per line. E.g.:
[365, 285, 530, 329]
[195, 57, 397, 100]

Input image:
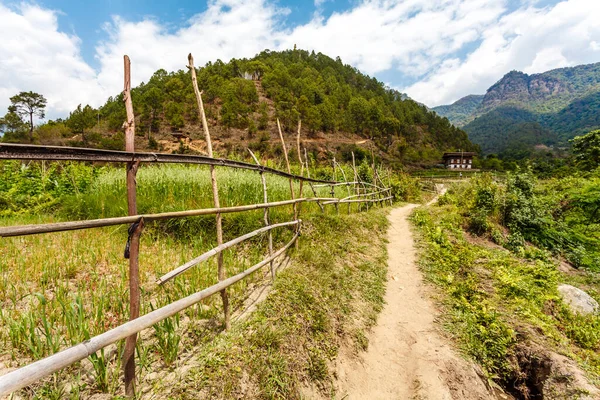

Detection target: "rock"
[558, 284, 599, 315]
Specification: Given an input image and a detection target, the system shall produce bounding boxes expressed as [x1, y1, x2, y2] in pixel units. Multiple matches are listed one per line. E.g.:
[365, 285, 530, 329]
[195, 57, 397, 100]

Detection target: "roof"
[442, 152, 476, 158]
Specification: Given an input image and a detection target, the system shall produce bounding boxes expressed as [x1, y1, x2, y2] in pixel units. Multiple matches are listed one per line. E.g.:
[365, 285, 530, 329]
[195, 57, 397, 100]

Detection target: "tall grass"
[0, 162, 360, 397]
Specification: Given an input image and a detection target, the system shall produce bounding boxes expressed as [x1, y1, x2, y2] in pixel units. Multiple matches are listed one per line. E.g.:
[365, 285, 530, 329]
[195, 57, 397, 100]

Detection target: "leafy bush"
[0, 161, 99, 216]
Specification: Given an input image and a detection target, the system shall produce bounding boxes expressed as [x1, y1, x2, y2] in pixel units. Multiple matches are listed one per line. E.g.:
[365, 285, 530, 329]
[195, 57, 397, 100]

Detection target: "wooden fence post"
[248, 149, 274, 280]
[331, 157, 339, 213]
[188, 53, 230, 330]
[304, 148, 311, 178]
[351, 152, 362, 211]
[295, 120, 304, 241]
[277, 118, 296, 215]
[122, 55, 143, 398]
[296, 120, 304, 178]
[334, 159, 351, 214]
[330, 184, 338, 213]
[387, 168, 393, 206]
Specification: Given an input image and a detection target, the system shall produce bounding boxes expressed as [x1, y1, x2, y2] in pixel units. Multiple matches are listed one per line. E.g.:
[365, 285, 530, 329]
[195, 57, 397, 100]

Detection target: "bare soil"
[332, 204, 500, 399]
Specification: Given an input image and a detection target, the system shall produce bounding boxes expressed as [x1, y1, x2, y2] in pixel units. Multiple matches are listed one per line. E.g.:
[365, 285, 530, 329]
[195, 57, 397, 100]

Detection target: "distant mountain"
[431, 95, 483, 127]
[432, 62, 600, 156]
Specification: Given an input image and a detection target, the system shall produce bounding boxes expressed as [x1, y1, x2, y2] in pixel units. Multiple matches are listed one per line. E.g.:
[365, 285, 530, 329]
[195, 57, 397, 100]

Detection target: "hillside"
[431, 95, 483, 127]
[432, 62, 600, 156]
[1, 49, 478, 167]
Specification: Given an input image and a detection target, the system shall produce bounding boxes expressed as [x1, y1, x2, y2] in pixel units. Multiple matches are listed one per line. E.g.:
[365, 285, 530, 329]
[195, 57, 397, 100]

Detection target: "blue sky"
[1, 0, 599, 118]
[47, 0, 350, 69]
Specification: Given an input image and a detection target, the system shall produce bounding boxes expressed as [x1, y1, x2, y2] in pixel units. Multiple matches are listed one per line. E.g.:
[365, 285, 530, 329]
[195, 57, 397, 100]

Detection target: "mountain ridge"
[2, 49, 479, 167]
[432, 62, 600, 156]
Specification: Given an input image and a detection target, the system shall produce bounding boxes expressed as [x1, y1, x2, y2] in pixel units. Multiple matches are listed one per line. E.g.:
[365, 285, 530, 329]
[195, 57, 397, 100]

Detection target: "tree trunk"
[29, 112, 33, 142]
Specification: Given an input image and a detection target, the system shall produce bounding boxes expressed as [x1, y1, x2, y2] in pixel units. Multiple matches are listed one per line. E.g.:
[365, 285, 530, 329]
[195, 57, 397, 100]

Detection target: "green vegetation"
[1, 49, 477, 165]
[159, 210, 390, 399]
[0, 159, 411, 397]
[0, 91, 47, 143]
[431, 94, 483, 127]
[462, 106, 557, 155]
[412, 172, 600, 397]
[572, 129, 600, 171]
[433, 62, 600, 157]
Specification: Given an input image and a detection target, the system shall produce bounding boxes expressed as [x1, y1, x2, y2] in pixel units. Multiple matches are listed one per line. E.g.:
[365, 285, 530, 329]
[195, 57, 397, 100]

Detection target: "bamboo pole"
[304, 148, 311, 178]
[331, 158, 339, 213]
[322, 196, 393, 205]
[158, 220, 299, 285]
[351, 151, 358, 195]
[313, 181, 386, 190]
[188, 53, 229, 330]
[334, 160, 352, 214]
[0, 143, 338, 185]
[248, 149, 275, 280]
[294, 120, 304, 247]
[388, 172, 393, 206]
[0, 198, 335, 238]
[0, 233, 300, 398]
[337, 189, 389, 201]
[277, 119, 296, 219]
[122, 55, 142, 397]
[330, 184, 338, 213]
[308, 182, 324, 213]
[296, 120, 303, 177]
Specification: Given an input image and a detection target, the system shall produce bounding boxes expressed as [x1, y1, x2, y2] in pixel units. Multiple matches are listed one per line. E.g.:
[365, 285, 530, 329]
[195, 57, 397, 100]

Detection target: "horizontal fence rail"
[313, 181, 387, 190]
[0, 144, 336, 184]
[157, 220, 300, 285]
[323, 195, 393, 205]
[0, 231, 300, 397]
[0, 198, 334, 238]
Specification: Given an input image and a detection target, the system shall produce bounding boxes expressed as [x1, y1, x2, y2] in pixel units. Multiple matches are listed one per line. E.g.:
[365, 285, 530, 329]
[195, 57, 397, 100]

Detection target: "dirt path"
[334, 204, 496, 400]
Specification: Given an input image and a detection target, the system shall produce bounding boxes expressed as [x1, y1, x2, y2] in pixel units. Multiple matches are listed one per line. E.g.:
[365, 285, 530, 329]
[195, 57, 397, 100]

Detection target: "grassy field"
[0, 160, 394, 398]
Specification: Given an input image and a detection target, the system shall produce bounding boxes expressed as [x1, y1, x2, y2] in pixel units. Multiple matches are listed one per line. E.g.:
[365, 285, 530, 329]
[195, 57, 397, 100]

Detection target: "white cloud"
[403, 0, 600, 106]
[0, 3, 102, 118]
[95, 0, 287, 97]
[282, 0, 506, 77]
[1, 0, 600, 118]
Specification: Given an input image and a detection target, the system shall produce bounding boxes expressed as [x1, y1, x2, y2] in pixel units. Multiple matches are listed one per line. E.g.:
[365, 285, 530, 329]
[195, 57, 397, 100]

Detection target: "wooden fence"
[0, 54, 393, 397]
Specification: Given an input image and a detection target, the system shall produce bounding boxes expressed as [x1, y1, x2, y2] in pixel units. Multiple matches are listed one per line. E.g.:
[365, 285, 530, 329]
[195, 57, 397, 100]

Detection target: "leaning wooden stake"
[331, 157, 339, 213]
[277, 119, 296, 212]
[387, 168, 393, 206]
[122, 55, 143, 397]
[351, 151, 361, 211]
[248, 149, 275, 280]
[334, 159, 351, 214]
[304, 148, 311, 178]
[188, 53, 229, 330]
[294, 120, 305, 246]
[296, 120, 304, 177]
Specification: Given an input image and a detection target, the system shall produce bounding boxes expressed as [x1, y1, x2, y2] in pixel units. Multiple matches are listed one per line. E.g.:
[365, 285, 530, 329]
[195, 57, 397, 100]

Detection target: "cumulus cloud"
[403, 0, 600, 106]
[95, 0, 286, 98]
[1, 0, 600, 118]
[283, 0, 506, 76]
[0, 3, 103, 117]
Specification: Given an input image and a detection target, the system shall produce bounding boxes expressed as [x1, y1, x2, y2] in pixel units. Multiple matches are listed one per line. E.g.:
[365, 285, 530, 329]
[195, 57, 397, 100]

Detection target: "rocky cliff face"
[431, 62, 600, 155]
[479, 70, 571, 113]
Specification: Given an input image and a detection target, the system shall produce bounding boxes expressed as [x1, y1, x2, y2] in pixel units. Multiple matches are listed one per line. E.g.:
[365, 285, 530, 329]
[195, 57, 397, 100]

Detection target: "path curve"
[334, 204, 495, 400]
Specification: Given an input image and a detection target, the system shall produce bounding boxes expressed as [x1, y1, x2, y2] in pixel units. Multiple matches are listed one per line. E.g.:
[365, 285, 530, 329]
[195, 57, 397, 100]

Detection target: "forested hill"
[432, 62, 600, 156]
[2, 49, 477, 166]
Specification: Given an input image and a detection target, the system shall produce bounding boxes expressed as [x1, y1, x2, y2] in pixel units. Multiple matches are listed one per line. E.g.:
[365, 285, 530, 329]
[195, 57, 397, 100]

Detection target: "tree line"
[1, 49, 478, 163]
